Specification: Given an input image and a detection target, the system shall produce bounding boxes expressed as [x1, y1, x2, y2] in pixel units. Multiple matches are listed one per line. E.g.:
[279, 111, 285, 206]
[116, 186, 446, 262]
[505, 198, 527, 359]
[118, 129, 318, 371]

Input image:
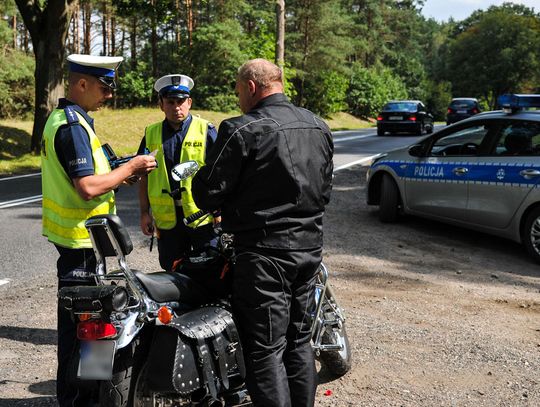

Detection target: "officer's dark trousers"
[232, 247, 321, 407]
[157, 207, 216, 271]
[55, 246, 98, 407]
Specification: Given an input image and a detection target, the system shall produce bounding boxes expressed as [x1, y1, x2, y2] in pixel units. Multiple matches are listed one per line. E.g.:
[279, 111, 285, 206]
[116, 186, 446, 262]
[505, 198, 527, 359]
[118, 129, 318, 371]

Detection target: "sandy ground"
[1, 165, 539, 406]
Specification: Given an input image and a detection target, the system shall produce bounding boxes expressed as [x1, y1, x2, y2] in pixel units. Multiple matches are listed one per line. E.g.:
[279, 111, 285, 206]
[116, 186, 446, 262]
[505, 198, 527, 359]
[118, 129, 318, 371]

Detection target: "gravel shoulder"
[1, 166, 539, 406]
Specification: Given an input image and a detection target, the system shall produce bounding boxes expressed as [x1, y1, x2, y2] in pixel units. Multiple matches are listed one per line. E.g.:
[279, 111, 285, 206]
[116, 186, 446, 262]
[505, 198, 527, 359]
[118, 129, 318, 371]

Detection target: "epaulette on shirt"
[64, 106, 80, 125]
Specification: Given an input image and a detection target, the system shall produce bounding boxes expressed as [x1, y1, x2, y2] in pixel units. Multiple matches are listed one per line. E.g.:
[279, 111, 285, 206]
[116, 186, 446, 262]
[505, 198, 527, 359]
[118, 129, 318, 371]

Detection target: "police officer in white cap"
[40, 54, 157, 407]
[137, 74, 218, 272]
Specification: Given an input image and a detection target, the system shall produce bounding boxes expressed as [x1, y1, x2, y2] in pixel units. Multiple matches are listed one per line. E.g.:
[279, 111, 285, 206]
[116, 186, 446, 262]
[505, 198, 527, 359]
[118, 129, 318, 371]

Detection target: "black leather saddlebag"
[146, 306, 245, 400]
[58, 285, 129, 313]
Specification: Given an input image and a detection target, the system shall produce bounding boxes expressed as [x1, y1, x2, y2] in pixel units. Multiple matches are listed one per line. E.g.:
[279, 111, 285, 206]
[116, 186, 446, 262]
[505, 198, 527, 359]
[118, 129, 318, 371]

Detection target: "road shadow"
[0, 326, 55, 346]
[325, 166, 540, 288]
[0, 397, 56, 407]
[0, 125, 31, 161]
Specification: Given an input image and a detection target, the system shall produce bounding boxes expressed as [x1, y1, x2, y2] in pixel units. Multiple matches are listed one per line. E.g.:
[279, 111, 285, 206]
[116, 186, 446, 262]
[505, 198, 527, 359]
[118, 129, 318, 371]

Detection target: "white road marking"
[0, 172, 40, 181]
[0, 195, 43, 209]
[0, 279, 11, 287]
[334, 155, 379, 172]
[333, 134, 373, 143]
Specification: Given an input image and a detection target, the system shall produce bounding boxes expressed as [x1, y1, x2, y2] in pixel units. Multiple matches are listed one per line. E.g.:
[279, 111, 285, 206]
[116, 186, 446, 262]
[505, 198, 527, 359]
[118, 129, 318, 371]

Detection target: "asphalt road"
[0, 127, 429, 286]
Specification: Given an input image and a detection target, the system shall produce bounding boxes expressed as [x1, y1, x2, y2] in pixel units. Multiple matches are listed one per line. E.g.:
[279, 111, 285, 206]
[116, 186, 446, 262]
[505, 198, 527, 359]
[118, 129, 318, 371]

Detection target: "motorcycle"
[59, 161, 351, 407]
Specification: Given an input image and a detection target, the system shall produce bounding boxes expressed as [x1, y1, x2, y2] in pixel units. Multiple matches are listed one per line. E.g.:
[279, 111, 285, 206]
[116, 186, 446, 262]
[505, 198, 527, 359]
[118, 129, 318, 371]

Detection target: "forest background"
[0, 0, 539, 154]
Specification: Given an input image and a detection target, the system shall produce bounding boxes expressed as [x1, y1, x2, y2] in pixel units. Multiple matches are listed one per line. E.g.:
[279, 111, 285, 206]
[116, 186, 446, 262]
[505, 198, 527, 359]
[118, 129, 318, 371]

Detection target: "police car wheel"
[379, 174, 400, 223]
[522, 207, 540, 263]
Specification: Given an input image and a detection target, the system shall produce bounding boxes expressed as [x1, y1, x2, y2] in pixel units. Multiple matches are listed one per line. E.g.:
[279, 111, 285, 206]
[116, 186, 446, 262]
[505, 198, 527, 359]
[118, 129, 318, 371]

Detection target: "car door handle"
[452, 167, 468, 175]
[519, 169, 540, 179]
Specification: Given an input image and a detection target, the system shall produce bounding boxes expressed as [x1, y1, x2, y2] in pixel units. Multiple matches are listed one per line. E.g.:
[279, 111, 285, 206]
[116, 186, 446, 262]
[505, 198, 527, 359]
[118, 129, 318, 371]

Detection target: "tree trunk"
[16, 0, 76, 153]
[83, 0, 92, 54]
[12, 15, 17, 49]
[185, 0, 193, 48]
[101, 1, 108, 55]
[130, 15, 137, 69]
[275, 0, 285, 79]
[110, 15, 116, 55]
[150, 0, 158, 77]
[175, 0, 181, 52]
[73, 3, 80, 54]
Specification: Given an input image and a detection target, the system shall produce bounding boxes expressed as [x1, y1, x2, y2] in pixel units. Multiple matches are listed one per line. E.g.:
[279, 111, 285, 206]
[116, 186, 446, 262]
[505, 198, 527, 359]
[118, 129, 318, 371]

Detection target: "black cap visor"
[160, 90, 190, 99]
[98, 76, 117, 90]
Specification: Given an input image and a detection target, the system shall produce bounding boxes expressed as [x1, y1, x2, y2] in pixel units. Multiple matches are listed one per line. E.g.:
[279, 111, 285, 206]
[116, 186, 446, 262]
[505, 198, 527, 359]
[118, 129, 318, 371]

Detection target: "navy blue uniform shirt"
[54, 99, 96, 178]
[138, 114, 217, 190]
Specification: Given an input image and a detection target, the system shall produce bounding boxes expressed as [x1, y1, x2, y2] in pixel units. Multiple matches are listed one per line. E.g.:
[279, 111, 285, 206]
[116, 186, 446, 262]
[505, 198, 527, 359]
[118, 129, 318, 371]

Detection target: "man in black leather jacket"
[192, 59, 333, 407]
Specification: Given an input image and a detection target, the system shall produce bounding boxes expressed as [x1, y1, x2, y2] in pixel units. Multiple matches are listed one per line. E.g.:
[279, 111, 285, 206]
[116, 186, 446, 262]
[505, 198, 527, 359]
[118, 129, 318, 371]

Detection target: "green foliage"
[203, 94, 239, 113]
[424, 80, 452, 120]
[116, 61, 154, 107]
[287, 0, 353, 108]
[189, 20, 249, 111]
[445, 5, 540, 107]
[303, 71, 348, 117]
[0, 19, 34, 119]
[346, 65, 408, 118]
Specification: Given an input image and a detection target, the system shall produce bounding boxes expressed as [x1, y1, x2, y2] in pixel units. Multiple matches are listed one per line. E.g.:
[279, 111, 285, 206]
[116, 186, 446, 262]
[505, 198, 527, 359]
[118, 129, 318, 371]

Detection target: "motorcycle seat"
[133, 270, 213, 305]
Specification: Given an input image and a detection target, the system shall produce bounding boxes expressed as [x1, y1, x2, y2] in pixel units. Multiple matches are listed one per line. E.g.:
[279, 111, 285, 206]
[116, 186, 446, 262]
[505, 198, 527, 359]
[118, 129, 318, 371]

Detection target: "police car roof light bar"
[497, 94, 540, 113]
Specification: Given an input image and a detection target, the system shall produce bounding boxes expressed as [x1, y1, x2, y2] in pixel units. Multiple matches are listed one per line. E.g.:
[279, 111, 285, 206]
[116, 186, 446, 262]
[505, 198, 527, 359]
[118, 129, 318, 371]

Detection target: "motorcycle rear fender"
[112, 311, 143, 350]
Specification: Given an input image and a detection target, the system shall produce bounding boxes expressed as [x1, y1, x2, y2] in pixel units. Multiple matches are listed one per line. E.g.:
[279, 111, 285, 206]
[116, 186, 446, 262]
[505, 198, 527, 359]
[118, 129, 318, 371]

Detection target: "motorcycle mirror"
[171, 161, 200, 182]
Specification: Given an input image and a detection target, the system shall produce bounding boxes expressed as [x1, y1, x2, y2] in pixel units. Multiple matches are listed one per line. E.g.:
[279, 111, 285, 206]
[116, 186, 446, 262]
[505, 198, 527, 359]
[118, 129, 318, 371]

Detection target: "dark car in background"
[446, 98, 480, 125]
[377, 100, 434, 136]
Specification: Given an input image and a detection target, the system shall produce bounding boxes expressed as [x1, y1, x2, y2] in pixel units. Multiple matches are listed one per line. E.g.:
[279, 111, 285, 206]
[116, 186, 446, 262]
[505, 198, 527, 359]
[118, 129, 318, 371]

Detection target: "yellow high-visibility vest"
[145, 116, 212, 229]
[41, 108, 115, 249]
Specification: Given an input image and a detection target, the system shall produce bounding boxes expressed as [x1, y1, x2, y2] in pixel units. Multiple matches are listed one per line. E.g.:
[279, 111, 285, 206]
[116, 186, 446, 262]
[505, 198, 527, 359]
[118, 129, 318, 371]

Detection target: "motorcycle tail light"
[77, 320, 117, 340]
[158, 306, 173, 324]
[78, 313, 92, 322]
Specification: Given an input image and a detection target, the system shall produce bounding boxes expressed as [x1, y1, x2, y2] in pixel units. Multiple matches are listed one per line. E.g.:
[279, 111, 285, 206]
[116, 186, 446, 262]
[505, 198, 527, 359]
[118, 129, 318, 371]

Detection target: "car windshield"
[450, 100, 477, 108]
[383, 102, 417, 112]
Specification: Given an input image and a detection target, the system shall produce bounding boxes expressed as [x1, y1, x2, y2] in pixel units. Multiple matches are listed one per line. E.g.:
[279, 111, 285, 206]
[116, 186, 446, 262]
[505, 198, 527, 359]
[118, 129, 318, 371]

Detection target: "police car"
[367, 94, 540, 262]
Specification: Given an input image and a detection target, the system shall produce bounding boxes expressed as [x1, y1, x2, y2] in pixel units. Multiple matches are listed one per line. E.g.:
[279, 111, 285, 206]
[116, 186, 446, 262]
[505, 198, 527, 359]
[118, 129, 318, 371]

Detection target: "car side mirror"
[409, 144, 426, 157]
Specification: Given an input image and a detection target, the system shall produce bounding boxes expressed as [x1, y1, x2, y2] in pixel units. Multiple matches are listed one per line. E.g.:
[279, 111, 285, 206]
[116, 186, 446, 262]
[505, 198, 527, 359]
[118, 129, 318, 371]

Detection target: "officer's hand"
[140, 212, 154, 236]
[129, 155, 157, 176]
[123, 175, 141, 185]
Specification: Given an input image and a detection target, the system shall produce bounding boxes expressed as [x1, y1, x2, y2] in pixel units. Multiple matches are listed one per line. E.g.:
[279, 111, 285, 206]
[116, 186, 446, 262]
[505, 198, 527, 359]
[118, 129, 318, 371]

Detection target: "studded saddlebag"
[146, 306, 245, 400]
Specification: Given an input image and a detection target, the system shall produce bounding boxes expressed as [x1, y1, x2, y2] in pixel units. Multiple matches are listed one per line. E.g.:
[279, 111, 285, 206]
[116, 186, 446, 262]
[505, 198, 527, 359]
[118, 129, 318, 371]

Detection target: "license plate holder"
[78, 340, 116, 380]
[389, 116, 402, 120]
[457, 109, 466, 114]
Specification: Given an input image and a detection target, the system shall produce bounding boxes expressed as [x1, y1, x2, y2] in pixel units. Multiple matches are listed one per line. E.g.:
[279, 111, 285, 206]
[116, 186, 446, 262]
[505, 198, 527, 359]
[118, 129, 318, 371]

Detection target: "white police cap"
[154, 74, 194, 99]
[67, 54, 123, 89]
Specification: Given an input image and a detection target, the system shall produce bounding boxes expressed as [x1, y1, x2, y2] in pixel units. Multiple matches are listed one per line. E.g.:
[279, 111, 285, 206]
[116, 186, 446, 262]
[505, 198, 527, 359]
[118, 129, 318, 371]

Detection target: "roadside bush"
[302, 70, 348, 117]
[346, 65, 408, 119]
[0, 49, 34, 119]
[425, 80, 452, 121]
[116, 62, 154, 107]
[202, 94, 239, 113]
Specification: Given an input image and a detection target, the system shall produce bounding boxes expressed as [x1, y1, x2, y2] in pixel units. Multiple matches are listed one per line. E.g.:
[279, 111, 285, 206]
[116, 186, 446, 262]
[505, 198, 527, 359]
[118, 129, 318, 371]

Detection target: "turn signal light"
[77, 320, 117, 340]
[158, 306, 173, 324]
[78, 313, 92, 322]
